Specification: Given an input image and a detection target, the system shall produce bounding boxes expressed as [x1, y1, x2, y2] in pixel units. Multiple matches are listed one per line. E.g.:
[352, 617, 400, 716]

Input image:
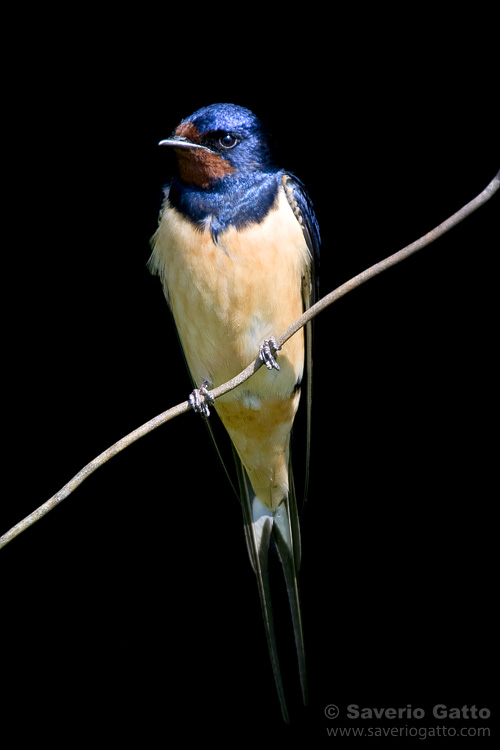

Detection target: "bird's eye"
[219, 133, 238, 149]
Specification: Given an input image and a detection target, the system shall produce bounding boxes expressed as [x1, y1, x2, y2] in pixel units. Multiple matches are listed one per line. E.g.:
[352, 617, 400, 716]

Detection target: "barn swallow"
[148, 103, 320, 722]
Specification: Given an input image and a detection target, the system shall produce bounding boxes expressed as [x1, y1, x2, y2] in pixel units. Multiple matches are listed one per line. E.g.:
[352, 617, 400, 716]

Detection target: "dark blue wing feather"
[283, 172, 320, 300]
[282, 172, 320, 511]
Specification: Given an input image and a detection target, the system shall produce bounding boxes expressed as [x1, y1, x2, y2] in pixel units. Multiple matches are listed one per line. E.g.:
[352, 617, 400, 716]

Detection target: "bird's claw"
[259, 337, 282, 371]
[189, 380, 214, 418]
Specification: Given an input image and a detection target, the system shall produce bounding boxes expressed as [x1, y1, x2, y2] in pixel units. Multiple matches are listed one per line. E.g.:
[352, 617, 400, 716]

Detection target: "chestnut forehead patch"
[173, 121, 235, 188]
[175, 121, 202, 142]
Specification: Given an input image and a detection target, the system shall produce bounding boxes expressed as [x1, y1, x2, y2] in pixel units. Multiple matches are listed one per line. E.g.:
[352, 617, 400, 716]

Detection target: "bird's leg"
[259, 337, 282, 371]
[189, 380, 215, 418]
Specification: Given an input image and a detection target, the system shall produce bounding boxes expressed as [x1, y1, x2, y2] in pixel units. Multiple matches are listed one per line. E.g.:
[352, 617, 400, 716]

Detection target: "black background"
[2, 11, 497, 746]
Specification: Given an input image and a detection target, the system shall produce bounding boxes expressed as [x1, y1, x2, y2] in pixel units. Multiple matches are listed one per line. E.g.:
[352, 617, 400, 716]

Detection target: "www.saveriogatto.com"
[324, 703, 491, 739]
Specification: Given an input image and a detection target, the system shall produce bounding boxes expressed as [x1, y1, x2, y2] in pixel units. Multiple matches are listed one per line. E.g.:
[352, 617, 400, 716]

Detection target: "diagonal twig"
[1, 170, 498, 550]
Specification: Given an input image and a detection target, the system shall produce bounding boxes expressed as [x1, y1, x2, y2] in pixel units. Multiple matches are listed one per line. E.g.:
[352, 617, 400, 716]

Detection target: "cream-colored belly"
[149, 186, 310, 509]
[150, 187, 310, 402]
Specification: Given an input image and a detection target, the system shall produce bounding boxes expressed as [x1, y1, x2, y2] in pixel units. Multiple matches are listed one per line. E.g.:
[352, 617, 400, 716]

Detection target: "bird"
[148, 103, 320, 722]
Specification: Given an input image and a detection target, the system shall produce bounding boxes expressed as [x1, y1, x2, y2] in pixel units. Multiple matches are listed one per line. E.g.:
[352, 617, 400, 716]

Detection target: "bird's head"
[159, 103, 278, 189]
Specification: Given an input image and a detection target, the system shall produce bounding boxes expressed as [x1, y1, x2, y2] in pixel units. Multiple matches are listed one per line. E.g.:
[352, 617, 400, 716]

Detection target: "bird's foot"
[189, 380, 214, 418]
[259, 337, 282, 371]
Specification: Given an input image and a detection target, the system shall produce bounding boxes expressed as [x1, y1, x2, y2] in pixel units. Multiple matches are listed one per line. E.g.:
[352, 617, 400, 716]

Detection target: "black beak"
[158, 136, 215, 154]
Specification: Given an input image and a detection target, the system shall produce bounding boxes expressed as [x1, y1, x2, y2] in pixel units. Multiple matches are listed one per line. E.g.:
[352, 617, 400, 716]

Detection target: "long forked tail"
[234, 455, 307, 723]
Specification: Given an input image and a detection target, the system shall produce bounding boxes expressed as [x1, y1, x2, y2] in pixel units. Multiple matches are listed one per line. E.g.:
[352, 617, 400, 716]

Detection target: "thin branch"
[1, 170, 498, 551]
